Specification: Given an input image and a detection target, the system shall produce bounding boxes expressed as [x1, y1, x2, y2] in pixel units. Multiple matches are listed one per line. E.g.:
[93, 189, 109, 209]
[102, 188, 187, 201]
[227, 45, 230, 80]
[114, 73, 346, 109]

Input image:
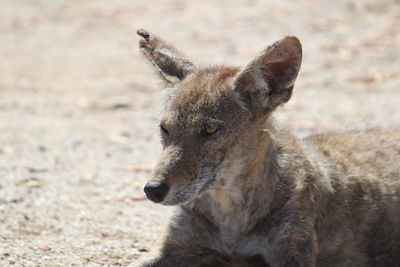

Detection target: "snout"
[144, 181, 170, 203]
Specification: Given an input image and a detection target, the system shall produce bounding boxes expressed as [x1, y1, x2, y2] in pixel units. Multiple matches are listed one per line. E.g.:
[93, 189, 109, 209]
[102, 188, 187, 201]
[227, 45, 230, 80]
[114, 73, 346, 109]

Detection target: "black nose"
[144, 181, 169, 203]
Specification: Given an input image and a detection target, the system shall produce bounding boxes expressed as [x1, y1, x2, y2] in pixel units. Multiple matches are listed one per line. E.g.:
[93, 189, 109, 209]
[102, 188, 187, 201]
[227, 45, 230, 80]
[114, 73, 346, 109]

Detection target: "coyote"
[136, 29, 400, 267]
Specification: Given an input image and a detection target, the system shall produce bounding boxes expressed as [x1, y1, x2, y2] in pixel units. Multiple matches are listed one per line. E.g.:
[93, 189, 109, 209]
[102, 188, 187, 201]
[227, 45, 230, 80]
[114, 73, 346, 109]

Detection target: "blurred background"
[0, 0, 399, 266]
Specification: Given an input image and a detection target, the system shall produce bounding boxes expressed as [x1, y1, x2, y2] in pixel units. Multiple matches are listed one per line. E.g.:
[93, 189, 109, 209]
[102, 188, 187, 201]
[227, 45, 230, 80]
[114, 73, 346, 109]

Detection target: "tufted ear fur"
[137, 29, 196, 84]
[234, 36, 302, 118]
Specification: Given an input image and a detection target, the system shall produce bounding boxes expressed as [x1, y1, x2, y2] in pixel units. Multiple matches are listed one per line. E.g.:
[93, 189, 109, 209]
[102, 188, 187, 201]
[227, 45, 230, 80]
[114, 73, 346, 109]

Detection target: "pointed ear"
[137, 29, 196, 84]
[234, 36, 302, 117]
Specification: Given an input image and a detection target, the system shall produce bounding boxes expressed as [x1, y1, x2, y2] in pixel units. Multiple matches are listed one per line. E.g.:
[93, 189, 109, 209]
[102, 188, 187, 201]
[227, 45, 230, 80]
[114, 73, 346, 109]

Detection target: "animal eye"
[204, 126, 218, 136]
[160, 124, 169, 135]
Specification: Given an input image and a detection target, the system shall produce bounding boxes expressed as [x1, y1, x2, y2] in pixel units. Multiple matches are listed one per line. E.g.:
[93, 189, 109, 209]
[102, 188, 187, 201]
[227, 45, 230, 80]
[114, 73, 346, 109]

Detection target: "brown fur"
[136, 29, 400, 267]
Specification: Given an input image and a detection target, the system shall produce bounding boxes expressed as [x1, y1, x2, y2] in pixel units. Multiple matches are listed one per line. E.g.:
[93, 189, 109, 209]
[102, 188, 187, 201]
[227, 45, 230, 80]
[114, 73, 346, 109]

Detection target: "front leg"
[138, 250, 271, 267]
[137, 244, 232, 267]
[135, 208, 233, 267]
[270, 227, 318, 267]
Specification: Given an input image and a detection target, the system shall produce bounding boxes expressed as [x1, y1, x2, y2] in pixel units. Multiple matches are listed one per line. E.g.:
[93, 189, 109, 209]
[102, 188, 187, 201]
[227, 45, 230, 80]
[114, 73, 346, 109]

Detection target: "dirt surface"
[0, 0, 399, 266]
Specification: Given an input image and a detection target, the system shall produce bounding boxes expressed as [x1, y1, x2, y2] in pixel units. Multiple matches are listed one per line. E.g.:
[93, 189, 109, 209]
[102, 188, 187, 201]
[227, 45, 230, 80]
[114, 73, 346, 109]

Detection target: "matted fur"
[136, 29, 400, 267]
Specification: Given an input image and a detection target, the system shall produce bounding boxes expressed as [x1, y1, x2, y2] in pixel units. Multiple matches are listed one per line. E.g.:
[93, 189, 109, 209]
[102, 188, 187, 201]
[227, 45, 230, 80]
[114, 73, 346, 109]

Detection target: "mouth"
[160, 173, 218, 206]
[143, 181, 196, 206]
[144, 165, 220, 206]
[157, 184, 199, 206]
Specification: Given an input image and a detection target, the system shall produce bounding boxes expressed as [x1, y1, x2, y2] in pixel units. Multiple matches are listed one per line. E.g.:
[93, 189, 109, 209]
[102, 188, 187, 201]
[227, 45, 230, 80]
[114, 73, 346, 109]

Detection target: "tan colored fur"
[136, 29, 400, 267]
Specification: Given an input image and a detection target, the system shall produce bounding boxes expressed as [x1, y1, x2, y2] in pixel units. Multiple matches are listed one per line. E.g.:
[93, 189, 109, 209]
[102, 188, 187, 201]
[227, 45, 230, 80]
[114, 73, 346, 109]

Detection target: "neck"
[190, 119, 293, 229]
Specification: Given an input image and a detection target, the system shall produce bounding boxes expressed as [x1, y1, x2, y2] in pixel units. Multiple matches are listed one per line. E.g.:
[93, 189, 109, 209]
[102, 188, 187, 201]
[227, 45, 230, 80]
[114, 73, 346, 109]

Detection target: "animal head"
[138, 29, 302, 205]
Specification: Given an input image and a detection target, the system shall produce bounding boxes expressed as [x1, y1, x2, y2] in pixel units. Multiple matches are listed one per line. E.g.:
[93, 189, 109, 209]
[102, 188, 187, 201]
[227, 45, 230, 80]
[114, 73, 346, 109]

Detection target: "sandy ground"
[0, 0, 399, 266]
